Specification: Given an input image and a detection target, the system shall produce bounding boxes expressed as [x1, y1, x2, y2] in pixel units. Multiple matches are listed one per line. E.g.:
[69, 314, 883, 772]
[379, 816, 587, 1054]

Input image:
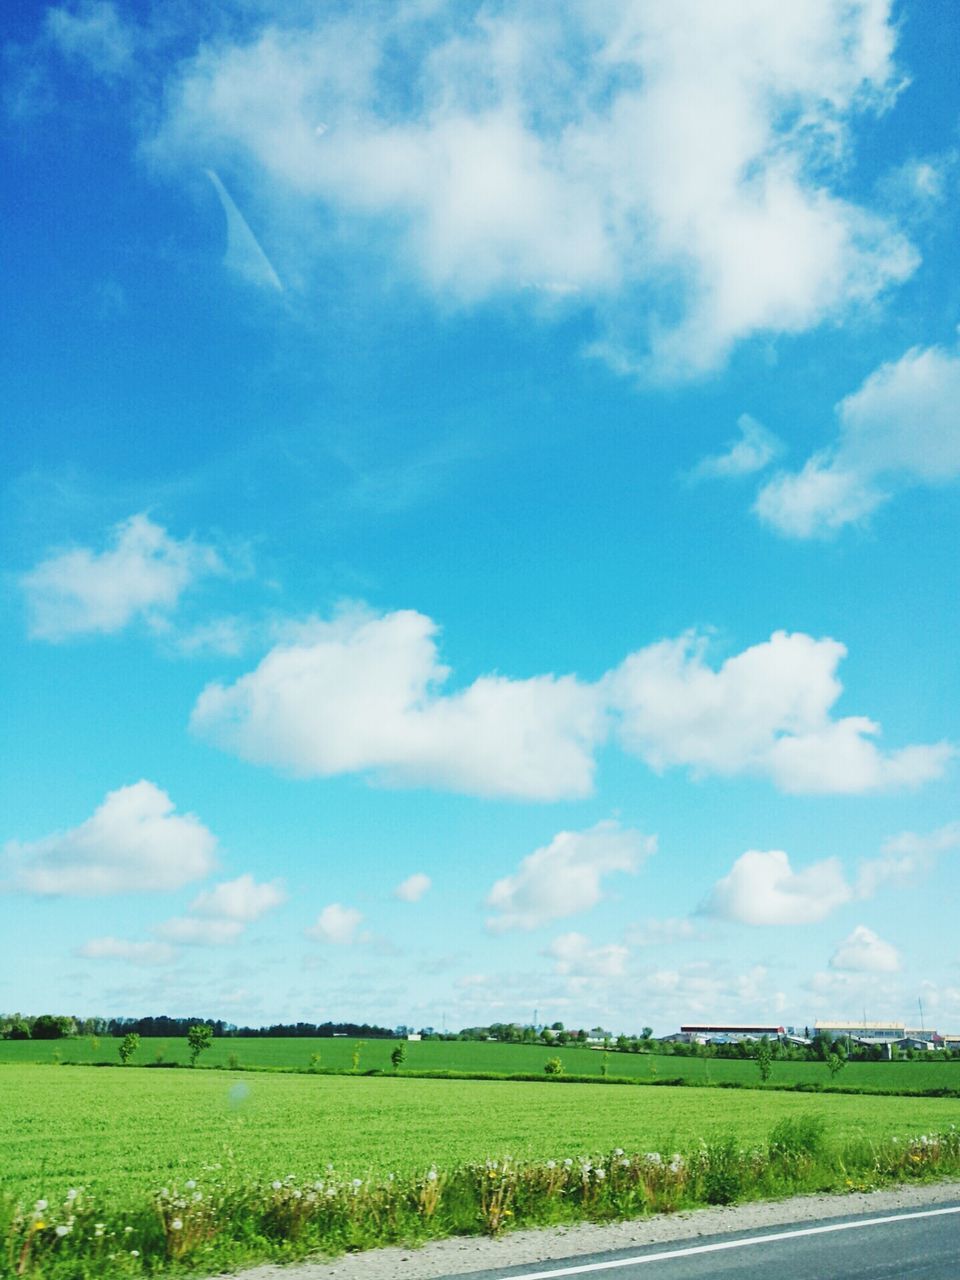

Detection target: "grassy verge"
[4, 1121, 958, 1280]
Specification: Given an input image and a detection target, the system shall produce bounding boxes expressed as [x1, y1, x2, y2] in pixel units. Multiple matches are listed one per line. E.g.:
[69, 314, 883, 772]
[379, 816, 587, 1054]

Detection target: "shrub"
[119, 1033, 140, 1066]
[187, 1025, 213, 1067]
[699, 1136, 742, 1205]
[391, 1044, 406, 1072]
[543, 1058, 564, 1076]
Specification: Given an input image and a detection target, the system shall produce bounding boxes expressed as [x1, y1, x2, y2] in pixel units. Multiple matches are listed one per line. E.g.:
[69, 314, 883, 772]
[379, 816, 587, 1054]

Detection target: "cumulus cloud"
[153, 873, 286, 947]
[4, 781, 217, 895]
[703, 849, 852, 925]
[830, 924, 900, 973]
[77, 937, 177, 967]
[190, 608, 604, 801]
[21, 514, 223, 641]
[856, 821, 960, 898]
[607, 630, 952, 794]
[545, 931, 629, 978]
[756, 345, 960, 536]
[306, 902, 364, 945]
[486, 820, 655, 933]
[192, 610, 951, 799]
[146, 2, 915, 379]
[690, 414, 782, 481]
[394, 872, 431, 903]
[189, 873, 286, 921]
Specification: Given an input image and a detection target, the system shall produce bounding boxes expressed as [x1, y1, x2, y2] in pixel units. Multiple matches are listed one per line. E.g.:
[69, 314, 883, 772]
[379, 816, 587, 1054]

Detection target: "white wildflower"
[171, 1219, 183, 1231]
[645, 1152, 662, 1166]
[55, 1225, 71, 1237]
[271, 1180, 282, 1190]
[184, 1180, 197, 1190]
[35, 1200, 48, 1212]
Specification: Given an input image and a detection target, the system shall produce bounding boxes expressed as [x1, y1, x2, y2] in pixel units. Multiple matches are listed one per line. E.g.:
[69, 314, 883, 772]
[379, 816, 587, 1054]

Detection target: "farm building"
[677, 1025, 785, 1044]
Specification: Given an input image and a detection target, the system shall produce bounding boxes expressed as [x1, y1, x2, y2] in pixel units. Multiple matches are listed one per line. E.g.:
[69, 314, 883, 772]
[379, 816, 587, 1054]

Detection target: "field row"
[2, 1036, 959, 1090]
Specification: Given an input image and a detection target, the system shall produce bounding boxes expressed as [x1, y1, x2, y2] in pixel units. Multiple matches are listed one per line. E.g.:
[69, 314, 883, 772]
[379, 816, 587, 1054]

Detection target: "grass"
[3, 1063, 960, 1199]
[3, 1064, 959, 1278]
[2, 1037, 959, 1093]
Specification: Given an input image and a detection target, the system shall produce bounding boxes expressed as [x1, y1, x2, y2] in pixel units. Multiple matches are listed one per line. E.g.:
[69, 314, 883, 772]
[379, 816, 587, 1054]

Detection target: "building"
[814, 1021, 906, 1043]
[679, 1025, 785, 1045]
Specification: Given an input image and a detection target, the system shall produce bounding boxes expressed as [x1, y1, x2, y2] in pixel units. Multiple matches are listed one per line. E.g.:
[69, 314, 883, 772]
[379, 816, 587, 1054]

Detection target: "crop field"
[3, 1062, 959, 1201]
[2, 1036, 959, 1092]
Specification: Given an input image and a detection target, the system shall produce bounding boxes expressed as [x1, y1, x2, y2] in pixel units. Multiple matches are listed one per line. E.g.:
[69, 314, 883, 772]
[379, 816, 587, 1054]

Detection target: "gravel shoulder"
[225, 1178, 960, 1280]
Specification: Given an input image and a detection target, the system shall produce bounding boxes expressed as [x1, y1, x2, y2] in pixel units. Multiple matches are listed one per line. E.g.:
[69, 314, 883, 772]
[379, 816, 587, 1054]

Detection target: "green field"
[2, 1036, 959, 1092]
[2, 1062, 959, 1201]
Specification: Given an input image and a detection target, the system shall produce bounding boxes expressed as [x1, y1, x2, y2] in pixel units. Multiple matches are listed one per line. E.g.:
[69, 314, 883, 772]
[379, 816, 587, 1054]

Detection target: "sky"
[2, 0, 959, 1036]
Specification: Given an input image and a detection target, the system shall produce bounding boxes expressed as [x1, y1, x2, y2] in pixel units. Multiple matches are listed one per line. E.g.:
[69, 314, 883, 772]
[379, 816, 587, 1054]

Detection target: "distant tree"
[390, 1043, 406, 1072]
[544, 1057, 564, 1075]
[31, 1014, 72, 1040]
[118, 1032, 140, 1066]
[641, 1026, 654, 1042]
[187, 1024, 213, 1066]
[616, 1034, 630, 1051]
[551, 1022, 564, 1032]
[3, 1015, 30, 1040]
[755, 1037, 773, 1083]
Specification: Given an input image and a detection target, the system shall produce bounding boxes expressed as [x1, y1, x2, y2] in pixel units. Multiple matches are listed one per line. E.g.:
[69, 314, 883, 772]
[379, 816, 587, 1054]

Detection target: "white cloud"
[192, 611, 951, 799]
[153, 917, 244, 946]
[21, 514, 223, 641]
[607, 629, 952, 794]
[626, 917, 698, 946]
[306, 902, 364, 945]
[830, 924, 900, 973]
[153, 873, 286, 947]
[4, 781, 217, 896]
[857, 822, 960, 898]
[704, 849, 852, 925]
[394, 872, 431, 903]
[690, 414, 782, 481]
[148, 2, 915, 379]
[756, 345, 960, 536]
[486, 820, 655, 933]
[546, 931, 629, 978]
[46, 1, 134, 80]
[191, 609, 604, 801]
[834, 921, 901, 967]
[77, 937, 177, 967]
[189, 873, 286, 921]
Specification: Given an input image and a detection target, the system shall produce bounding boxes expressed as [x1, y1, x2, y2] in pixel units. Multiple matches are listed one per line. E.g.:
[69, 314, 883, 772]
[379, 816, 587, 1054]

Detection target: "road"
[445, 1204, 960, 1280]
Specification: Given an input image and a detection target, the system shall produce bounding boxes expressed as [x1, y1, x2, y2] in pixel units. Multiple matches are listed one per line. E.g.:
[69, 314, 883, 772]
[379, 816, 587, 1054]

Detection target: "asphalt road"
[447, 1204, 960, 1280]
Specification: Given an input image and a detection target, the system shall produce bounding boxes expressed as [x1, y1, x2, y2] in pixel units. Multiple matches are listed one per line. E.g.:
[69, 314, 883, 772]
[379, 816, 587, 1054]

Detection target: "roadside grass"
[4, 1121, 959, 1279]
[2, 1038, 959, 1095]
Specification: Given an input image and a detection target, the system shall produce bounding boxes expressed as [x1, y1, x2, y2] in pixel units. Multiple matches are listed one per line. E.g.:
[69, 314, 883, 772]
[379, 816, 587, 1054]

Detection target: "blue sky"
[2, 0, 959, 1034]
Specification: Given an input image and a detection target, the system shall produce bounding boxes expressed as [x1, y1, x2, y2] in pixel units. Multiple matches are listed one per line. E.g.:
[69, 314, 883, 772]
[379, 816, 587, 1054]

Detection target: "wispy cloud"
[206, 169, 282, 292]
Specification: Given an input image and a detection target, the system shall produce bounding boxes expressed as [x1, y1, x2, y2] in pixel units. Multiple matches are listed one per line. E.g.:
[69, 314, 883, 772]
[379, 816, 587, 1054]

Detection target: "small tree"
[187, 1023, 213, 1067]
[351, 1039, 366, 1072]
[544, 1057, 564, 1075]
[755, 1036, 773, 1083]
[391, 1043, 406, 1072]
[118, 1032, 140, 1066]
[826, 1051, 846, 1079]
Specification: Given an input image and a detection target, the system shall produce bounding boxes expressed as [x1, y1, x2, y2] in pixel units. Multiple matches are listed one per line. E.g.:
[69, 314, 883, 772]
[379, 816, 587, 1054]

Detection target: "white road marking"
[498, 1204, 960, 1279]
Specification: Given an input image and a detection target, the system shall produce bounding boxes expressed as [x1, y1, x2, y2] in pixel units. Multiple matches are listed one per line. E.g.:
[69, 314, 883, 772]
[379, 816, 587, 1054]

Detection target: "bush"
[769, 1113, 827, 1164]
[699, 1137, 742, 1205]
[544, 1058, 564, 1075]
[187, 1024, 213, 1066]
[119, 1033, 140, 1066]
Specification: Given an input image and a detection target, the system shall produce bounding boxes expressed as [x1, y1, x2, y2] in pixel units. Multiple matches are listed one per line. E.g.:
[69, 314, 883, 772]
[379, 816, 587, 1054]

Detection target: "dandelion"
[124, 1226, 134, 1235]
[55, 1224, 71, 1237]
[595, 1168, 606, 1180]
[130, 1249, 140, 1257]
[426, 1168, 438, 1182]
[184, 1179, 197, 1190]
[94, 1224, 105, 1238]
[65, 1189, 78, 1202]
[644, 1152, 662, 1166]
[563, 1158, 573, 1167]
[35, 1200, 48, 1212]
[668, 1154, 684, 1174]
[619, 1158, 630, 1168]
[192, 1191, 203, 1202]
[171, 1219, 183, 1231]
[33, 1221, 46, 1232]
[351, 1178, 363, 1189]
[271, 1180, 282, 1190]
[613, 1148, 624, 1156]
[545, 1160, 556, 1169]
